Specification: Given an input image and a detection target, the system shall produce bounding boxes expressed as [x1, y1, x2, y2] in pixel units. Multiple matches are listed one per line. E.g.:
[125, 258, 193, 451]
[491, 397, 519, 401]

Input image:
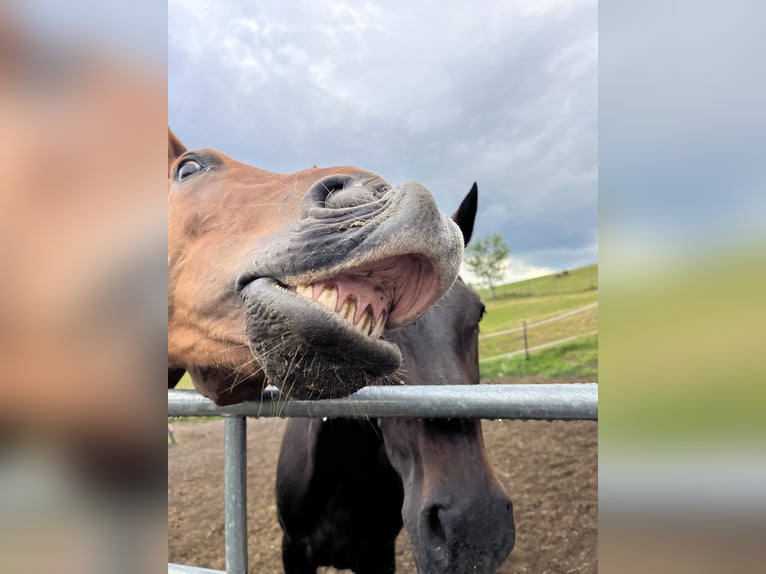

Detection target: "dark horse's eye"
[178, 159, 203, 180]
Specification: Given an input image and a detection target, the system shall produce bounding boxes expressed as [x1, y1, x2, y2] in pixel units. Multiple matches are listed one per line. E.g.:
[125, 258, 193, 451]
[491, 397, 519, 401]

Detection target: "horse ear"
[451, 182, 478, 247]
[168, 128, 187, 178]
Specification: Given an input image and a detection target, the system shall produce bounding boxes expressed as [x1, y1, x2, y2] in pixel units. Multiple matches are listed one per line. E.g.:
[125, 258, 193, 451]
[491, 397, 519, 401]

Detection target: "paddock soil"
[168, 376, 597, 573]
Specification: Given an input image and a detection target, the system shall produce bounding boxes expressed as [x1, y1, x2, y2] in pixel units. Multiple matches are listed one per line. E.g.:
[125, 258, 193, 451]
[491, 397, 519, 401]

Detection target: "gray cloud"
[169, 0, 597, 273]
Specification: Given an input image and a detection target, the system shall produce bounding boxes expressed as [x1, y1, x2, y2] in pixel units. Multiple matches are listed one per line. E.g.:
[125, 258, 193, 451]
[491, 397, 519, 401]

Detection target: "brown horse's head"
[380, 186, 515, 572]
[168, 129, 464, 403]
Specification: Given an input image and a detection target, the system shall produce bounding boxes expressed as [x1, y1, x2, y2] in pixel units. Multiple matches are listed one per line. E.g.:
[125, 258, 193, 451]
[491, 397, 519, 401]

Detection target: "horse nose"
[419, 489, 515, 572]
[301, 174, 386, 212]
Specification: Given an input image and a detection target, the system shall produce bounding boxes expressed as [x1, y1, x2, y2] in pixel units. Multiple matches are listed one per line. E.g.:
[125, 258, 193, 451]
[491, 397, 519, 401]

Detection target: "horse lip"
[241, 277, 403, 398]
[236, 181, 462, 296]
[245, 277, 401, 363]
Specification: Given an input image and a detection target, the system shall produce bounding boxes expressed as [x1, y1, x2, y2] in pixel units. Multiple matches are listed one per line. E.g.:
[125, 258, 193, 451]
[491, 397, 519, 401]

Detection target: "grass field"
[479, 299, 598, 358]
[480, 335, 598, 379]
[176, 372, 194, 389]
[475, 264, 598, 380]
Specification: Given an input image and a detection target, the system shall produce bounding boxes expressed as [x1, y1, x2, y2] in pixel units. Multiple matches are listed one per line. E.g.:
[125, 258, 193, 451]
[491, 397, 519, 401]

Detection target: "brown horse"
[276, 186, 516, 574]
[168, 130, 465, 404]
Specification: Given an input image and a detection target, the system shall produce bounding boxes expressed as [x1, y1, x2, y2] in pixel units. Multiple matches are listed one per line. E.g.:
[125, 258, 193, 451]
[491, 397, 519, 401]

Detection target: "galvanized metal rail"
[168, 383, 598, 574]
[169, 383, 598, 420]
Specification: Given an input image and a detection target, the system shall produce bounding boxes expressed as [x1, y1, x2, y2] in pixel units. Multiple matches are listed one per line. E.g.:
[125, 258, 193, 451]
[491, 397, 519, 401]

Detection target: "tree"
[464, 233, 510, 298]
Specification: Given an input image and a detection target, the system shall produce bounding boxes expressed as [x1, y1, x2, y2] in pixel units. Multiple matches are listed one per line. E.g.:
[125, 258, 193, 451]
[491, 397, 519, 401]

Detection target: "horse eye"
[178, 159, 203, 180]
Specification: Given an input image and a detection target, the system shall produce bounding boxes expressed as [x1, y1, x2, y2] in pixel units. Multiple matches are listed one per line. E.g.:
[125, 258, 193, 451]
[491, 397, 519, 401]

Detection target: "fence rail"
[168, 383, 598, 574]
[169, 383, 598, 421]
[480, 330, 599, 363]
[481, 302, 598, 339]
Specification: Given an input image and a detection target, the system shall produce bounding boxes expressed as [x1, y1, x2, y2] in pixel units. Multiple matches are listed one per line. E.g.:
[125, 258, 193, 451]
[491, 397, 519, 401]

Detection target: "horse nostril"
[302, 175, 356, 207]
[426, 505, 447, 544]
[303, 174, 387, 213]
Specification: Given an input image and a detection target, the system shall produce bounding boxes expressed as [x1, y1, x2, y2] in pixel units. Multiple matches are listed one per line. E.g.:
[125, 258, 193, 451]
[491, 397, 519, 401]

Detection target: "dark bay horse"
[276, 186, 516, 573]
[168, 130, 464, 404]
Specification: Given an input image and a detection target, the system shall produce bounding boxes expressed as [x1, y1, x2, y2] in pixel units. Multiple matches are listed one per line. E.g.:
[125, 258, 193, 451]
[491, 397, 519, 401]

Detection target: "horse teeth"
[355, 311, 372, 336]
[301, 287, 380, 339]
[316, 286, 338, 311]
[338, 299, 356, 322]
[296, 284, 313, 299]
[371, 311, 386, 338]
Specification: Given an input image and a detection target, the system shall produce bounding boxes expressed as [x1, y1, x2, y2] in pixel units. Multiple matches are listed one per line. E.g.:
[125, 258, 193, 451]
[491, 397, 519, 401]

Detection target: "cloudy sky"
[169, 0, 597, 281]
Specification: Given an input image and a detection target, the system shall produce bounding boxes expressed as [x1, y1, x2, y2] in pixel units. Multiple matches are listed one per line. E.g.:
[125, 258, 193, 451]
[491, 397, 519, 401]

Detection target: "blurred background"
[0, 1, 166, 574]
[600, 1, 766, 572]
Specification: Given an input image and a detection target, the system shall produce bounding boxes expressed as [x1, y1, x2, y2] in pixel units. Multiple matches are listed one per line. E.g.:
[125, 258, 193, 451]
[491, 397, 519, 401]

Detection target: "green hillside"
[473, 263, 598, 300]
[475, 264, 598, 381]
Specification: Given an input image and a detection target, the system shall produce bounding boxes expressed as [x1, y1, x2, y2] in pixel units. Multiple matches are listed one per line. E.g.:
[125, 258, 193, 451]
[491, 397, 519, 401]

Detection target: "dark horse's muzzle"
[381, 417, 515, 573]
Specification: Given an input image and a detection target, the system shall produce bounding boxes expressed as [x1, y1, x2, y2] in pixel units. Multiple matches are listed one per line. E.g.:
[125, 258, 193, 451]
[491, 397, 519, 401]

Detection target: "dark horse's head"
[168, 129, 464, 403]
[274, 186, 515, 573]
[379, 187, 515, 573]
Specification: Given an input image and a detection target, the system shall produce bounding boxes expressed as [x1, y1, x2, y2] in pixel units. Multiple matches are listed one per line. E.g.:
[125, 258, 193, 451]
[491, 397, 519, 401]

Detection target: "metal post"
[523, 320, 530, 360]
[224, 416, 248, 574]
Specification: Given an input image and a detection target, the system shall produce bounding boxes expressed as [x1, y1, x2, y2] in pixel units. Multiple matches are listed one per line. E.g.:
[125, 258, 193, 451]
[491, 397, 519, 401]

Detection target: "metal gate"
[168, 383, 598, 574]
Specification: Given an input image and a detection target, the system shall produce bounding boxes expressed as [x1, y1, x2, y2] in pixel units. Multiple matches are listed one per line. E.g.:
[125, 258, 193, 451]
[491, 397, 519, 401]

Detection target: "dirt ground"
[168, 377, 597, 573]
